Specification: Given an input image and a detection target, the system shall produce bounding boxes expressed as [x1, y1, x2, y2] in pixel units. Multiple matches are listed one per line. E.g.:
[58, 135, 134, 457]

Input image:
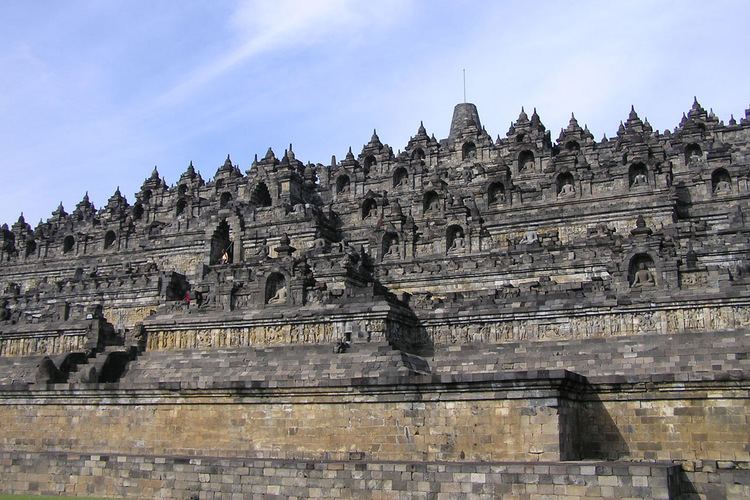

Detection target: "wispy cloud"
[153, 0, 412, 108]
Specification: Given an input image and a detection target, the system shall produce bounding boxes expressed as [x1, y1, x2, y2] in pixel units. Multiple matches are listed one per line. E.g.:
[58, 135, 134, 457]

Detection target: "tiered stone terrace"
[1, 100, 750, 498]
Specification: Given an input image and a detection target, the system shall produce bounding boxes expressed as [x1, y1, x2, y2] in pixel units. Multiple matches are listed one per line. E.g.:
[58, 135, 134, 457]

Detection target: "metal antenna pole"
[463, 69, 466, 103]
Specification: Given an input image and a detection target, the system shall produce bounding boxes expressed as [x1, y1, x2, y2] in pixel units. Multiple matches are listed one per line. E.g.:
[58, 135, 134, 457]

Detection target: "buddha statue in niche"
[631, 262, 655, 288]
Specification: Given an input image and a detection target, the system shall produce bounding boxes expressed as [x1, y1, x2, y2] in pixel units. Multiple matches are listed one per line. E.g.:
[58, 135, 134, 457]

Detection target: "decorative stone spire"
[407, 121, 430, 151]
[11, 212, 32, 241]
[617, 121, 626, 137]
[216, 154, 234, 175]
[631, 214, 653, 236]
[643, 118, 653, 134]
[567, 113, 579, 131]
[74, 192, 96, 220]
[370, 129, 381, 145]
[274, 233, 296, 257]
[150, 166, 160, 180]
[518, 106, 529, 122]
[686, 97, 708, 123]
[530, 107, 541, 125]
[583, 124, 594, 140]
[280, 149, 290, 167]
[106, 186, 127, 214]
[52, 202, 67, 220]
[345, 146, 355, 161]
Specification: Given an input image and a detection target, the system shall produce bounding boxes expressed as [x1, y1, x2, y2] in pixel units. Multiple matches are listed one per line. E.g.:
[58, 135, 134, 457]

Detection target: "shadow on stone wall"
[576, 389, 630, 460]
[676, 468, 700, 499]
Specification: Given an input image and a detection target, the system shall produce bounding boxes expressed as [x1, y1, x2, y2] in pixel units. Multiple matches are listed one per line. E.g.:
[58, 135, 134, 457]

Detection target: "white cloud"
[154, 0, 412, 108]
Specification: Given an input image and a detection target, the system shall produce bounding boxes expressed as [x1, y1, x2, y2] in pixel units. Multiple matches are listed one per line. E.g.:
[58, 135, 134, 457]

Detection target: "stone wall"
[0, 369, 747, 465]
[0, 373, 573, 463]
[421, 302, 750, 345]
[0, 451, 683, 499]
[2, 101, 750, 497]
[579, 389, 750, 463]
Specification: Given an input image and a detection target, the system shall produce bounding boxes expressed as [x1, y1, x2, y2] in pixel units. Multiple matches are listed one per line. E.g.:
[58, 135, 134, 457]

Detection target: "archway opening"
[220, 192, 232, 209]
[446, 225, 465, 253]
[364, 155, 377, 171]
[104, 230, 116, 250]
[557, 172, 575, 197]
[382, 233, 399, 259]
[685, 143, 702, 164]
[25, 241, 36, 258]
[336, 174, 350, 194]
[629, 253, 656, 288]
[132, 203, 144, 221]
[210, 220, 232, 265]
[712, 168, 731, 194]
[265, 272, 287, 304]
[393, 167, 408, 188]
[488, 182, 506, 205]
[423, 191, 440, 213]
[362, 198, 377, 220]
[629, 163, 648, 188]
[251, 182, 272, 207]
[63, 235, 75, 254]
[176, 198, 187, 216]
[518, 150, 534, 172]
[462, 141, 477, 160]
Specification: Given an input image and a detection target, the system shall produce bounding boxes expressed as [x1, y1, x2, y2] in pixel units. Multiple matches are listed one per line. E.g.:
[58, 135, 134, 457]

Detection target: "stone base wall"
[0, 384, 572, 461]
[0, 375, 747, 466]
[579, 389, 750, 463]
[0, 451, 682, 500]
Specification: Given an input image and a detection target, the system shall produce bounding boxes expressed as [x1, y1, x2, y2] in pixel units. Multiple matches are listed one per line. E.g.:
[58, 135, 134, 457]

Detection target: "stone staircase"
[66, 346, 136, 383]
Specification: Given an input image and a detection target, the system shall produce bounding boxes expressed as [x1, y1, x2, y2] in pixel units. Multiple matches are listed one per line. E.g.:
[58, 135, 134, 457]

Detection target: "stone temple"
[0, 100, 749, 499]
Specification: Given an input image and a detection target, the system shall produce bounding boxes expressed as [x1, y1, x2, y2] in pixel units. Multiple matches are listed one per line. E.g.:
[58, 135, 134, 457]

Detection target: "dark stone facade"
[0, 100, 749, 498]
[1, 99, 749, 352]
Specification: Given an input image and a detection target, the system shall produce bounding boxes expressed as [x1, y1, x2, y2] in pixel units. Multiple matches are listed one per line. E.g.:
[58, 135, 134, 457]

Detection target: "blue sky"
[1, 0, 749, 226]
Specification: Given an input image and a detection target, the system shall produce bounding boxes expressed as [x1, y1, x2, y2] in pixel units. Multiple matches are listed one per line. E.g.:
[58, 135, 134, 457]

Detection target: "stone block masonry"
[0, 451, 685, 499]
[1, 99, 750, 497]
